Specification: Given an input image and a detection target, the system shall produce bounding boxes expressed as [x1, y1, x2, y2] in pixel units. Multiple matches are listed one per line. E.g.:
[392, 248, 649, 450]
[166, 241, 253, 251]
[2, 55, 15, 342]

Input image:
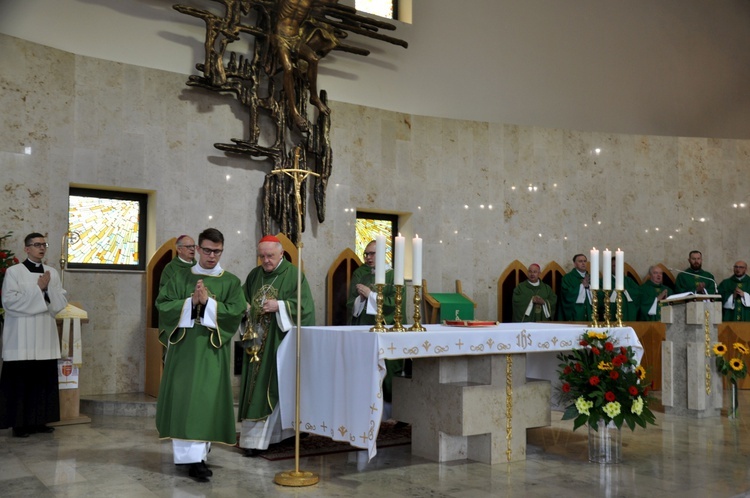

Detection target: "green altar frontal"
[430, 293, 475, 321]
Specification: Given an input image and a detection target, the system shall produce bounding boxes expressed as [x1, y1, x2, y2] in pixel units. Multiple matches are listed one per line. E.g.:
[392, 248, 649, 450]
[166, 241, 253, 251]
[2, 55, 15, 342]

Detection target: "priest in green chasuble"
[639, 265, 672, 321]
[674, 250, 716, 294]
[718, 261, 750, 322]
[511, 263, 556, 322]
[238, 235, 315, 457]
[560, 253, 592, 321]
[158, 234, 196, 290]
[346, 240, 405, 403]
[155, 228, 246, 482]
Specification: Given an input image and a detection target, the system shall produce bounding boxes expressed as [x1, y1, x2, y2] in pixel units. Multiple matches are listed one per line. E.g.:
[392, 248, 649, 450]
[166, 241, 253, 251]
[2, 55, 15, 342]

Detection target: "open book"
[661, 291, 721, 302]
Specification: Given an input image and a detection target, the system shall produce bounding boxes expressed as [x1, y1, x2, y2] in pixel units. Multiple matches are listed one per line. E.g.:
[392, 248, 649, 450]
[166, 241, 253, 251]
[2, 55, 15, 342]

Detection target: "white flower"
[631, 396, 644, 416]
[575, 396, 593, 415]
[603, 401, 621, 418]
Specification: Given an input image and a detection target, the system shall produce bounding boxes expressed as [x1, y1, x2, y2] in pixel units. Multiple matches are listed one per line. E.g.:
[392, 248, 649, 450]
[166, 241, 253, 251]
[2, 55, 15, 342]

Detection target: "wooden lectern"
[52, 301, 91, 426]
[660, 294, 723, 417]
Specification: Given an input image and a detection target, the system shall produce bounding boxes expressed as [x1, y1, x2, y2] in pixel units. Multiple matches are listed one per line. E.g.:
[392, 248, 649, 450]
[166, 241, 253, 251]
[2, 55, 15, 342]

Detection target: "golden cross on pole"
[272, 147, 320, 487]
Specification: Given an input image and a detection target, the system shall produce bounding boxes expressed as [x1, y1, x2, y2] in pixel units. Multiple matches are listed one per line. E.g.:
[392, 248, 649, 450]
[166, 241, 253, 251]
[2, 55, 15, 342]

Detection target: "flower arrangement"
[713, 341, 749, 384]
[557, 330, 657, 431]
[0, 231, 20, 311]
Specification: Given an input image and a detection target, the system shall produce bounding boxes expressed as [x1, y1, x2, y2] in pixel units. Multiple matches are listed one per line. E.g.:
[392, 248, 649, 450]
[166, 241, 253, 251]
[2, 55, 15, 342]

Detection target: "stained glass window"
[355, 211, 398, 265]
[67, 187, 147, 270]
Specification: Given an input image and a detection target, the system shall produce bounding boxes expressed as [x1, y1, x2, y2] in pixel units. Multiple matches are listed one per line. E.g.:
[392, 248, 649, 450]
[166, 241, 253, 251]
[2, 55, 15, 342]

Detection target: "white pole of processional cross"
[273, 148, 320, 487]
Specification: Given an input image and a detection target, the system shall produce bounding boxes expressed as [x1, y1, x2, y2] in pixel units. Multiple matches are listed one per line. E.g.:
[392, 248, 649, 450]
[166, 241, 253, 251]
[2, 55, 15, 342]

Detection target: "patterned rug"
[258, 422, 411, 461]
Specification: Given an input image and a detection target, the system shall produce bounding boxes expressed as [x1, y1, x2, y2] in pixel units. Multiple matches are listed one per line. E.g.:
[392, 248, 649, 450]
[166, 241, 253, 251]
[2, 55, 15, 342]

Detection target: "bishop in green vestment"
[346, 240, 406, 402]
[155, 228, 246, 478]
[238, 235, 315, 454]
[158, 235, 196, 290]
[560, 254, 592, 321]
[718, 261, 750, 322]
[639, 266, 672, 321]
[511, 263, 556, 322]
[674, 250, 716, 294]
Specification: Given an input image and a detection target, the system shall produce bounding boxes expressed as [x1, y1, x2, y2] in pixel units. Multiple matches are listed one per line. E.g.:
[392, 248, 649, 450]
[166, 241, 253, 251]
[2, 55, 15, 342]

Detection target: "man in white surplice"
[0, 233, 67, 437]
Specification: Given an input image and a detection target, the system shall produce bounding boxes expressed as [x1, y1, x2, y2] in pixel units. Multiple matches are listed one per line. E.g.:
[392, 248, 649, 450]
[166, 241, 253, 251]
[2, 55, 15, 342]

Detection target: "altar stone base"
[661, 301, 722, 418]
[392, 353, 550, 464]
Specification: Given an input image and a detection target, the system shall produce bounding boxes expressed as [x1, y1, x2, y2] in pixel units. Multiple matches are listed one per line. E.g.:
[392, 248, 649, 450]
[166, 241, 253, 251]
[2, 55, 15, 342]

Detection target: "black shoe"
[188, 462, 210, 482]
[36, 425, 55, 434]
[12, 428, 30, 438]
[243, 448, 266, 457]
[201, 461, 213, 477]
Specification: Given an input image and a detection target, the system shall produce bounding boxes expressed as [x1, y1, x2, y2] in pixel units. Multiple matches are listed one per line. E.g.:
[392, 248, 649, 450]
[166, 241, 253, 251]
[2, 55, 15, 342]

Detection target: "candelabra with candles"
[590, 289, 600, 328]
[389, 284, 406, 332]
[616, 290, 624, 327]
[603, 294, 612, 328]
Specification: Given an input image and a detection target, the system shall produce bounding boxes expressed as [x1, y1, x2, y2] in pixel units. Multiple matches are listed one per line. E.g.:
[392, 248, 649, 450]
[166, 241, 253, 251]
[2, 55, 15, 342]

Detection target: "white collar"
[192, 263, 223, 276]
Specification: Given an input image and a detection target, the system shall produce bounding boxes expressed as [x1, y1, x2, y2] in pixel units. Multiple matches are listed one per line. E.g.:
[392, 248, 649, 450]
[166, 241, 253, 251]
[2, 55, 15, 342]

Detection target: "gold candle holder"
[615, 289, 624, 327]
[603, 290, 612, 328]
[369, 283, 387, 332]
[408, 284, 426, 332]
[389, 284, 406, 332]
[590, 288, 600, 328]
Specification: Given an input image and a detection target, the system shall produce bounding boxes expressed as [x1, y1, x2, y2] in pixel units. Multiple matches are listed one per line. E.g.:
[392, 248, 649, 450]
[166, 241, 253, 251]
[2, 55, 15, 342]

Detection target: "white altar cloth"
[277, 323, 642, 460]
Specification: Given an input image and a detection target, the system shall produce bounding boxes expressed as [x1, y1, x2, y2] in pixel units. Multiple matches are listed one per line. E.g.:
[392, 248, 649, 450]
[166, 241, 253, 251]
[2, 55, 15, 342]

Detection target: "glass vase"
[729, 380, 739, 420]
[588, 418, 622, 464]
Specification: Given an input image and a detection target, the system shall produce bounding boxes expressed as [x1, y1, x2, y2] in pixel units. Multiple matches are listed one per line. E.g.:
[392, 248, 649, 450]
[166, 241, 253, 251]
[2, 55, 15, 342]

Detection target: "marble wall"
[2, 34, 750, 395]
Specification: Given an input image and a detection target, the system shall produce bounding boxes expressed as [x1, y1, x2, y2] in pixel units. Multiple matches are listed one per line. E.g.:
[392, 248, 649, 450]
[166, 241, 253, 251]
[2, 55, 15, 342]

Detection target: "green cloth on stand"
[431, 293, 474, 321]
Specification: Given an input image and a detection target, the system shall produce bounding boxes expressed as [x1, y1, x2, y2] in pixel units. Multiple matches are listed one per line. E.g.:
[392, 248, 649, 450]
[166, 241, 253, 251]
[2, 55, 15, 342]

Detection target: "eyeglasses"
[199, 246, 223, 256]
[178, 245, 196, 250]
[26, 242, 49, 248]
[363, 251, 376, 257]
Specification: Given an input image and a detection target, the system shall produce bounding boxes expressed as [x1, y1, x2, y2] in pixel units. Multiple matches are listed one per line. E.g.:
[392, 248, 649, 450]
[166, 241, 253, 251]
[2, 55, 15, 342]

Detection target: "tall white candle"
[394, 234, 405, 285]
[375, 235, 386, 285]
[412, 235, 422, 285]
[602, 248, 612, 291]
[615, 249, 624, 291]
[589, 247, 600, 290]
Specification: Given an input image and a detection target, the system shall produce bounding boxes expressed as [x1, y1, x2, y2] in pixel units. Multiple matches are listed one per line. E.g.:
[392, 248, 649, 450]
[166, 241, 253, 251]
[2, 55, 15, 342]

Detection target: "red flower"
[574, 363, 583, 372]
[604, 342, 614, 352]
[605, 391, 616, 402]
[0, 251, 6, 259]
[562, 383, 571, 393]
[629, 386, 639, 396]
[609, 370, 619, 380]
[643, 387, 650, 396]
[620, 346, 627, 355]
[580, 340, 588, 346]
[591, 347, 600, 355]
[13, 257, 18, 263]
[589, 376, 600, 386]
[612, 356, 623, 367]
[563, 366, 572, 375]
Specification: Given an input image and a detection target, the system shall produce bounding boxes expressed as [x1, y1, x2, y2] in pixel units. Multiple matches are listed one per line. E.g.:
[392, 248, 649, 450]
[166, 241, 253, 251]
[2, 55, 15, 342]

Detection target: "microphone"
[668, 268, 719, 295]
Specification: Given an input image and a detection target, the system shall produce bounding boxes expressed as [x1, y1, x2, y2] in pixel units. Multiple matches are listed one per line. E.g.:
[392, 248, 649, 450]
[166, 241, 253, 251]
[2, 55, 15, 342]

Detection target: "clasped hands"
[37, 271, 51, 291]
[356, 283, 372, 299]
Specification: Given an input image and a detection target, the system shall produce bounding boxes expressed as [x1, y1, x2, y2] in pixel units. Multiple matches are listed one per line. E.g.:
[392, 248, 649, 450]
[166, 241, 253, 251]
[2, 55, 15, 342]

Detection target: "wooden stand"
[52, 302, 91, 426]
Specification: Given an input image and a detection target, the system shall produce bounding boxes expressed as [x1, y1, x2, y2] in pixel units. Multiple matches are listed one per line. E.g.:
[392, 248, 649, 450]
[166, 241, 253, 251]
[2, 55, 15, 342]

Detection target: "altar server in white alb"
[0, 232, 67, 437]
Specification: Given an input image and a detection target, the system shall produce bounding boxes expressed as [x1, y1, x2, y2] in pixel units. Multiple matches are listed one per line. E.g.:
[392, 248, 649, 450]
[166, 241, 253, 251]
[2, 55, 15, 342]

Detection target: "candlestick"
[590, 287, 600, 328]
[389, 284, 406, 332]
[369, 283, 387, 332]
[375, 235, 386, 285]
[590, 247, 600, 290]
[408, 284, 426, 332]
[394, 234, 405, 286]
[603, 292, 611, 328]
[602, 249, 612, 291]
[616, 289, 624, 327]
[615, 249, 624, 291]
[412, 235, 422, 285]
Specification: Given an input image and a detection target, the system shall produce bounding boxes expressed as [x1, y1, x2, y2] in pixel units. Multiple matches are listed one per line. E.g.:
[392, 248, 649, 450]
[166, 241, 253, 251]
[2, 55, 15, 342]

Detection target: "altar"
[277, 323, 642, 463]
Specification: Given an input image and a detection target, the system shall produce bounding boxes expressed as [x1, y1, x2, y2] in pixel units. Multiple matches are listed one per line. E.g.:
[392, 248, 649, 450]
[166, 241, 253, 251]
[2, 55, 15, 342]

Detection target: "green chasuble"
[560, 269, 592, 321]
[600, 276, 641, 322]
[718, 274, 750, 322]
[511, 280, 557, 322]
[346, 265, 405, 401]
[638, 280, 672, 321]
[674, 268, 716, 294]
[159, 256, 196, 291]
[155, 266, 246, 444]
[239, 259, 315, 422]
